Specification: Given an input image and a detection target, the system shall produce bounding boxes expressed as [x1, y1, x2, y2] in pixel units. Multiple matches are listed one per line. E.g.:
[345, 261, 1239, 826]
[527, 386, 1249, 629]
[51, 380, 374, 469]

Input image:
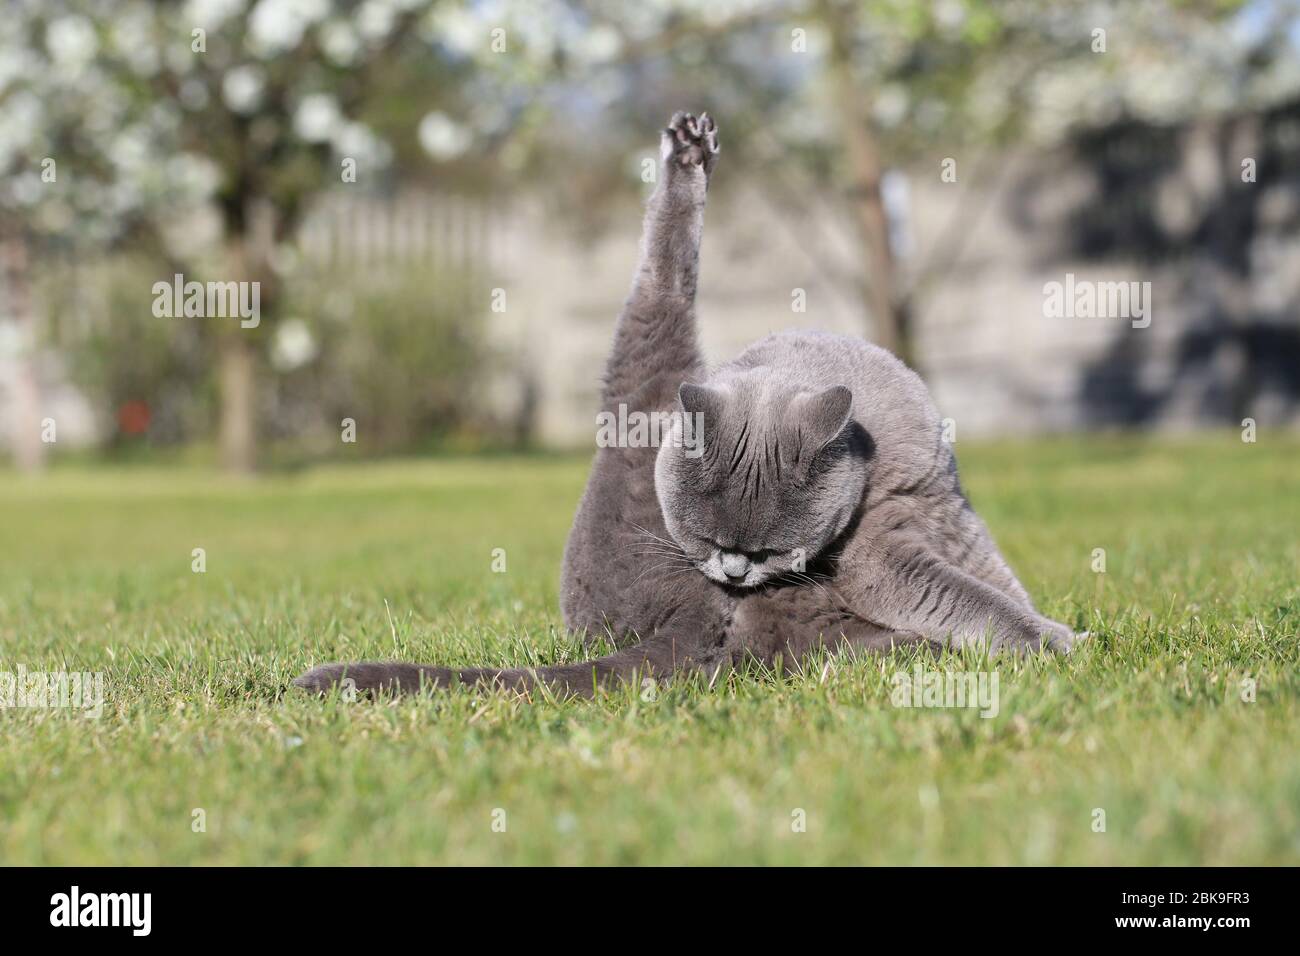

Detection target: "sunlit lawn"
[0, 436, 1296, 864]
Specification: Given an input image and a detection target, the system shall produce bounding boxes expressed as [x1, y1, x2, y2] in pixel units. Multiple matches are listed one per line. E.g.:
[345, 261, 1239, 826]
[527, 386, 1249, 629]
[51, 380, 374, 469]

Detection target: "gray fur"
[295, 111, 1081, 699]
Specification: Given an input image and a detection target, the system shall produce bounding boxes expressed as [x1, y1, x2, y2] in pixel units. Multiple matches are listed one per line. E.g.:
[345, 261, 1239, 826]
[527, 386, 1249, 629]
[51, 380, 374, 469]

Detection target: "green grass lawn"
[0, 436, 1296, 865]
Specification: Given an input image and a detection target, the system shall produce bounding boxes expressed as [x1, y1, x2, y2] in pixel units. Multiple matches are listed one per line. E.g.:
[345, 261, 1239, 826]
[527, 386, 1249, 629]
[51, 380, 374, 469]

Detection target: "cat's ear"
[790, 385, 853, 456]
[678, 382, 726, 425]
[678, 382, 726, 459]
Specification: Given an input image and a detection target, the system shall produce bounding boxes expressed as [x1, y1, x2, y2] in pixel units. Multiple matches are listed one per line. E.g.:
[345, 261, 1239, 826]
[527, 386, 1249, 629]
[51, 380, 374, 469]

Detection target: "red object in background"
[117, 400, 151, 436]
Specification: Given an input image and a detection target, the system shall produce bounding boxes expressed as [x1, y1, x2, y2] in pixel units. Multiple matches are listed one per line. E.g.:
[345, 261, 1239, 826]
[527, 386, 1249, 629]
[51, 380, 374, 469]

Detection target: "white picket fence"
[295, 190, 505, 275]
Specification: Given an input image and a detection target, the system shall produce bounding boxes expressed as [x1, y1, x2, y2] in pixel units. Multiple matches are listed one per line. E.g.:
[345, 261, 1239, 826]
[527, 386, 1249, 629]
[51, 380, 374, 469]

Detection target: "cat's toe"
[663, 109, 719, 169]
[699, 113, 719, 154]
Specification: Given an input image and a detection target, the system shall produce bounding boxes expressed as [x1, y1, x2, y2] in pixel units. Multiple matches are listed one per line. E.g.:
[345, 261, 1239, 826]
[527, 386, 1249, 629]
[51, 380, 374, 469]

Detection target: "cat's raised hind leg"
[561, 111, 724, 643]
[599, 110, 719, 408]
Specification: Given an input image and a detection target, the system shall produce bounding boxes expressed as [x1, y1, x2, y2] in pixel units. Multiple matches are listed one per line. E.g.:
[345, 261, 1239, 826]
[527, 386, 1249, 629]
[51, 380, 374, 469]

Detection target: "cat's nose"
[720, 552, 750, 580]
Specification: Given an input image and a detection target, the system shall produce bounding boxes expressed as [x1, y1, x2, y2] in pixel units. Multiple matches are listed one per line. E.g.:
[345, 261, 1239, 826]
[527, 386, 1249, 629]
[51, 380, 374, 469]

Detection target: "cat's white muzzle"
[700, 552, 772, 588]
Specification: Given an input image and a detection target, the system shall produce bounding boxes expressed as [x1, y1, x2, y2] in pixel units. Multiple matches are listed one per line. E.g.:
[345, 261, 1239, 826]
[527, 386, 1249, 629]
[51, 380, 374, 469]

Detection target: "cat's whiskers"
[629, 545, 687, 558]
[777, 569, 833, 602]
[628, 523, 680, 549]
[625, 524, 698, 589]
[629, 557, 696, 588]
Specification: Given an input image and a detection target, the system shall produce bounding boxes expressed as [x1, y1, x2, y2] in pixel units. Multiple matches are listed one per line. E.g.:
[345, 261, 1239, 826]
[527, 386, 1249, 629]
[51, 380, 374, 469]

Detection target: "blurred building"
[483, 101, 1300, 444]
[4, 103, 1299, 454]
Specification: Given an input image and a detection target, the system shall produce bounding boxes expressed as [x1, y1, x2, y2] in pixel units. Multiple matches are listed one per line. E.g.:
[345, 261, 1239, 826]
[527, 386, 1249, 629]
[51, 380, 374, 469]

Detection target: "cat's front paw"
[1045, 626, 1089, 654]
[661, 110, 719, 174]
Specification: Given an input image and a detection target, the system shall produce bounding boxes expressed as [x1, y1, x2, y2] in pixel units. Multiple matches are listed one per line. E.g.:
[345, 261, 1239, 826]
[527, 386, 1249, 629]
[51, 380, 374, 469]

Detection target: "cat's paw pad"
[661, 111, 719, 172]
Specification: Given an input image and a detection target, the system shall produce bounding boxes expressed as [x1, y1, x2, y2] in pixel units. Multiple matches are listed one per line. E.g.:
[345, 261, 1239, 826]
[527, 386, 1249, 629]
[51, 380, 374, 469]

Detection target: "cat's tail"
[292, 632, 726, 700]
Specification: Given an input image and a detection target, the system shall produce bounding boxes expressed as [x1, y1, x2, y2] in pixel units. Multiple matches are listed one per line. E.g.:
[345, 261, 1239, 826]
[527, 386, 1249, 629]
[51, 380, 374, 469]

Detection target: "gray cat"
[295, 111, 1082, 698]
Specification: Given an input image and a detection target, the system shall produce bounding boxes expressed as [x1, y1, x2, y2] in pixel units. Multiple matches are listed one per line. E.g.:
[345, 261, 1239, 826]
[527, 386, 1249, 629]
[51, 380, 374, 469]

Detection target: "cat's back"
[725, 330, 939, 432]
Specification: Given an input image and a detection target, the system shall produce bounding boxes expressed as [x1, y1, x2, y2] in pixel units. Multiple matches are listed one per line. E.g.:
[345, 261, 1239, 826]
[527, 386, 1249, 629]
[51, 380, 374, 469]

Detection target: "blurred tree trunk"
[217, 325, 256, 474]
[1, 228, 45, 473]
[820, 0, 912, 365]
[215, 190, 290, 473]
[216, 223, 263, 474]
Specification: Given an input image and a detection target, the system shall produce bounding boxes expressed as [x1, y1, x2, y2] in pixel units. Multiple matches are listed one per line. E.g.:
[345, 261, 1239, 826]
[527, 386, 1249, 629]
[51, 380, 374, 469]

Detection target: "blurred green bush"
[43, 253, 211, 451]
[273, 262, 496, 455]
[44, 253, 500, 458]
